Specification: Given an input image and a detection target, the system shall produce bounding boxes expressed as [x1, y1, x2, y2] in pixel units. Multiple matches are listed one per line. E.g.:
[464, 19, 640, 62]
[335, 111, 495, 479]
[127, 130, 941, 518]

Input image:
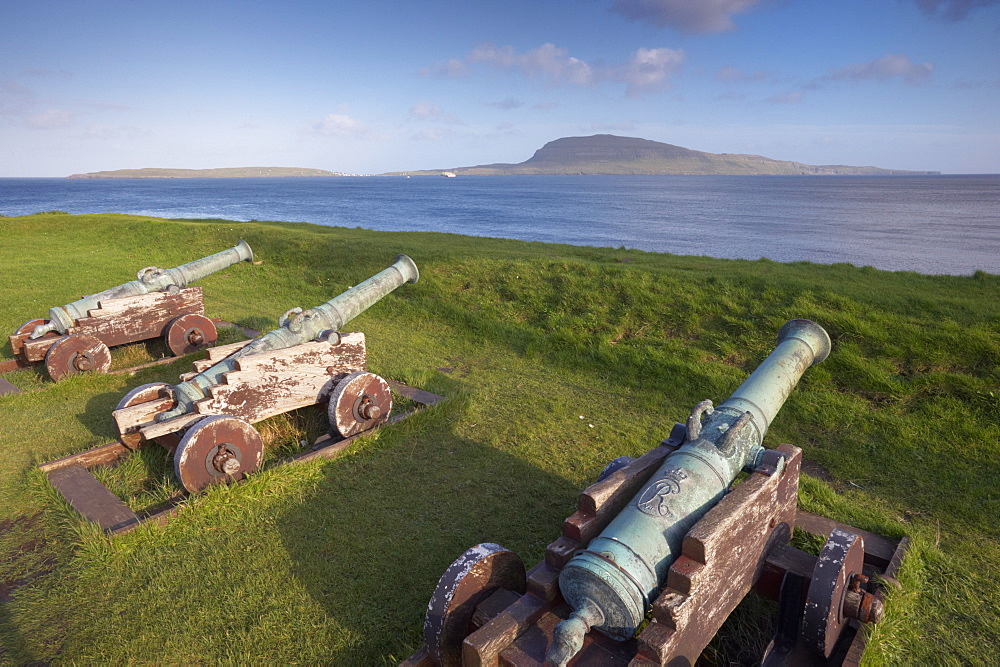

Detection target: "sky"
[1, 0, 999, 176]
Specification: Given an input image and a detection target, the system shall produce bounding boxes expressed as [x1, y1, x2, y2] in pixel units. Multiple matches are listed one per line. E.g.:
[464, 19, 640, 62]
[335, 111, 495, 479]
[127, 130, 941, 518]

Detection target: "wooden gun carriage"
[3, 241, 254, 383]
[403, 426, 907, 666]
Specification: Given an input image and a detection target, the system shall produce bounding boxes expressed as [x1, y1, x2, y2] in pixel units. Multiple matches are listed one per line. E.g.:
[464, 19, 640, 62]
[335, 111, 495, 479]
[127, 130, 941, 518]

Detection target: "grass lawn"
[0, 212, 997, 663]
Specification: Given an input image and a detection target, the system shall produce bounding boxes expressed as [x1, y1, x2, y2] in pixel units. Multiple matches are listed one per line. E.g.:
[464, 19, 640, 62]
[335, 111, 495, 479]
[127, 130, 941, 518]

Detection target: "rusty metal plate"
[328, 371, 392, 437]
[424, 543, 527, 666]
[166, 312, 218, 356]
[802, 528, 864, 658]
[173, 415, 263, 494]
[116, 383, 177, 449]
[44, 334, 112, 381]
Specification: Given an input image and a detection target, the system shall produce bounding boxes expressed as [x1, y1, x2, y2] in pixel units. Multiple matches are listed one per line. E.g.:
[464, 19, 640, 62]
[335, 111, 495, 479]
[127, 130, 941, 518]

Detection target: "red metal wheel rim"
[166, 313, 217, 356]
[173, 415, 263, 494]
[15, 319, 48, 336]
[328, 371, 392, 437]
[802, 528, 865, 657]
[424, 543, 527, 666]
[44, 334, 112, 381]
[115, 382, 177, 448]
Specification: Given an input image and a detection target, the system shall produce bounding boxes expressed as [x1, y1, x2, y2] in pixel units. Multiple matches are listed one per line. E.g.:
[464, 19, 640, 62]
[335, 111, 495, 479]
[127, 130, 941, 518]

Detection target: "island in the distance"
[67, 134, 940, 178]
[67, 167, 354, 179]
[391, 134, 939, 176]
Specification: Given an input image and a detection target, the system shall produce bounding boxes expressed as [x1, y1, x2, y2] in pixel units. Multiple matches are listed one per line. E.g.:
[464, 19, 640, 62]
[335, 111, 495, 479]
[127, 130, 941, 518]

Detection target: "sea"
[1, 175, 997, 276]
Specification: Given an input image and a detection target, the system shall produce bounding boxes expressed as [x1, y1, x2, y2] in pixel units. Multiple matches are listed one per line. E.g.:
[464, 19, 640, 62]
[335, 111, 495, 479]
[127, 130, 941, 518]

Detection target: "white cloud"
[454, 42, 683, 96]
[616, 47, 685, 97]
[310, 113, 378, 139]
[830, 54, 934, 84]
[469, 42, 594, 85]
[611, 0, 763, 34]
[27, 108, 74, 129]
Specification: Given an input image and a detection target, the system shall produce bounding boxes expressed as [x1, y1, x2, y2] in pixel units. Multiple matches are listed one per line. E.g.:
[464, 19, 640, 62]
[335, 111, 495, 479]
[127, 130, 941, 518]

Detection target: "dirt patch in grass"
[800, 458, 837, 486]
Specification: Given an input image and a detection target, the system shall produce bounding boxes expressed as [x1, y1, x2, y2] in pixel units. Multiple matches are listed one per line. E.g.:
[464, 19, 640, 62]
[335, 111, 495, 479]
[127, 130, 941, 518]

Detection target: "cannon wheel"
[15, 318, 49, 336]
[328, 371, 392, 438]
[424, 543, 527, 666]
[166, 313, 217, 356]
[44, 334, 112, 381]
[173, 415, 263, 494]
[115, 382, 180, 450]
[801, 528, 865, 657]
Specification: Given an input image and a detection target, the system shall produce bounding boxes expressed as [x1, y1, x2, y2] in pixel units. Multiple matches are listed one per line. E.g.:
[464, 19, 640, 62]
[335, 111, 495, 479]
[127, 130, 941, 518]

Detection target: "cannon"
[5, 242, 254, 381]
[404, 320, 907, 666]
[110, 254, 419, 495]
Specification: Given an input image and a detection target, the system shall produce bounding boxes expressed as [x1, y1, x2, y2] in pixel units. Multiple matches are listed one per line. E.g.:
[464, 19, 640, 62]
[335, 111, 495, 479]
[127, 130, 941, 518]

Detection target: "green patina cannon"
[112, 254, 419, 494]
[402, 318, 898, 666]
[547, 319, 831, 664]
[7, 242, 253, 380]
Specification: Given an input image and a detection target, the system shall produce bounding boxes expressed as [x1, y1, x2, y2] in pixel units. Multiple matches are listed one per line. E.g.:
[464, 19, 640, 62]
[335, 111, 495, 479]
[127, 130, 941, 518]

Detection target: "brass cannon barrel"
[29, 241, 254, 339]
[155, 254, 419, 422]
[547, 319, 831, 666]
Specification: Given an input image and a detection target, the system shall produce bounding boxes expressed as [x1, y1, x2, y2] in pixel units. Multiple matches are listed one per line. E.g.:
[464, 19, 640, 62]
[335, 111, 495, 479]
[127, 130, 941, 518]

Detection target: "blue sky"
[1, 0, 998, 175]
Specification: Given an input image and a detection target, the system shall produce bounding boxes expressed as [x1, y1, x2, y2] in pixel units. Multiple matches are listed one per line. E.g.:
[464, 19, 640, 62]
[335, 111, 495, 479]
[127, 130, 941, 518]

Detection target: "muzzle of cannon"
[546, 319, 832, 666]
[29, 241, 254, 339]
[155, 254, 419, 423]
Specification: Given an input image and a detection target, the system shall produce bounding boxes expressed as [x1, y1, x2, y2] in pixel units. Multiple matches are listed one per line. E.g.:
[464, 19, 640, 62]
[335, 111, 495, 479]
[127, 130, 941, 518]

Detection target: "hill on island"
[67, 167, 348, 179]
[395, 134, 939, 176]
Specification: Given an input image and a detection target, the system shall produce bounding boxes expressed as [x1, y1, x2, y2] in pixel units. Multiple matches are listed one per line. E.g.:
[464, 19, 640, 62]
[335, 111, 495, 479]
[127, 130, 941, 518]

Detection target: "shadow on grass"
[276, 380, 580, 662]
[79, 390, 124, 441]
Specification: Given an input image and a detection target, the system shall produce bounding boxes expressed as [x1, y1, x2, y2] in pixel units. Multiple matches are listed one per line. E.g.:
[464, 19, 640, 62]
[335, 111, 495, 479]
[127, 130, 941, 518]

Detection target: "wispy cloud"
[913, 0, 1000, 21]
[829, 53, 934, 84]
[767, 53, 935, 104]
[767, 91, 803, 104]
[487, 97, 524, 110]
[611, 0, 763, 34]
[27, 108, 75, 129]
[411, 128, 453, 142]
[25, 67, 73, 79]
[716, 66, 769, 83]
[417, 58, 469, 79]
[2, 79, 33, 95]
[409, 101, 463, 124]
[439, 42, 684, 97]
[952, 78, 1000, 89]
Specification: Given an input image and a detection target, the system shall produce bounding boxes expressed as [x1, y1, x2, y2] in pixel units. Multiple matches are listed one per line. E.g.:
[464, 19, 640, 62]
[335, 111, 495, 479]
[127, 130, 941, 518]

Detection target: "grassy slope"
[0, 212, 997, 663]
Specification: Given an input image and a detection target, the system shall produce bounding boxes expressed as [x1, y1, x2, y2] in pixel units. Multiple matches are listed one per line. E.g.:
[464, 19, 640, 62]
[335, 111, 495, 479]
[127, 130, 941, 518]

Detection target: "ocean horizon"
[2, 174, 997, 276]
